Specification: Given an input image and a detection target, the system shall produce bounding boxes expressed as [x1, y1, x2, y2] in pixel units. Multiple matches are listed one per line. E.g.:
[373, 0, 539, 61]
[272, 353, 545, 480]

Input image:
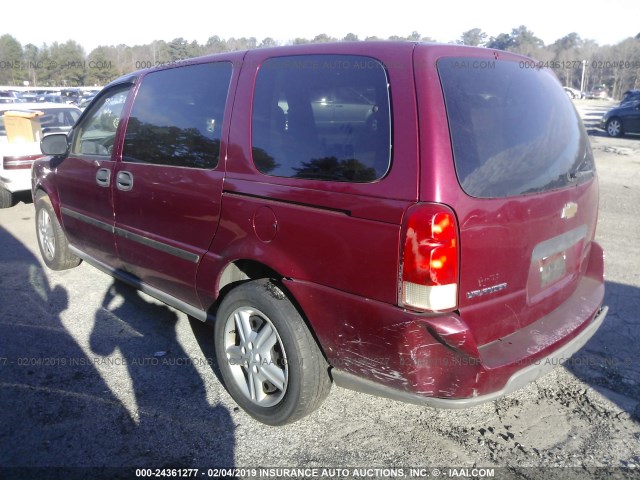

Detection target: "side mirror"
[41, 133, 69, 156]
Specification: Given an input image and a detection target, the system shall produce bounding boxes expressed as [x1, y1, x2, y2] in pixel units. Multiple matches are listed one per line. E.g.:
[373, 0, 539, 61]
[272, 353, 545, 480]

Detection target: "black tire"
[214, 279, 331, 425]
[606, 117, 624, 137]
[35, 193, 82, 271]
[0, 187, 14, 209]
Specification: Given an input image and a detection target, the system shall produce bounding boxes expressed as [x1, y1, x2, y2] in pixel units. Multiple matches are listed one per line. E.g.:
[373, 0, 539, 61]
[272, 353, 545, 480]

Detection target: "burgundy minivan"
[33, 42, 607, 425]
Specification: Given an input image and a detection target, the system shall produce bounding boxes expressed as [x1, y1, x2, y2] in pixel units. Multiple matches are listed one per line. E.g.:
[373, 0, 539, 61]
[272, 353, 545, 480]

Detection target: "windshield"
[437, 58, 594, 198]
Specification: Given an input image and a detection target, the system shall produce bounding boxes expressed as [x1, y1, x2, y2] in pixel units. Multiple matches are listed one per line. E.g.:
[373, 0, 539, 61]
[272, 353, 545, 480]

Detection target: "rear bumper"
[0, 168, 32, 193]
[285, 241, 606, 407]
[331, 305, 607, 408]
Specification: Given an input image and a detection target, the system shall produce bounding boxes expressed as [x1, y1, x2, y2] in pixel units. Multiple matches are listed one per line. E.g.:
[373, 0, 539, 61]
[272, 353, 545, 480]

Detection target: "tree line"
[1, 27, 639, 99]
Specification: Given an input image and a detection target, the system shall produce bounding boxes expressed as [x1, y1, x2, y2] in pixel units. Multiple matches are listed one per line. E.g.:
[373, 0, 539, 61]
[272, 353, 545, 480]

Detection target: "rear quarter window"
[437, 58, 594, 198]
[252, 55, 391, 183]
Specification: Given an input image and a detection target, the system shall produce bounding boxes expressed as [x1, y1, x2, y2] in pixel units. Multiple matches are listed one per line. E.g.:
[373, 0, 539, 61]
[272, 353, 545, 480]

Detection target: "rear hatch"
[417, 47, 600, 346]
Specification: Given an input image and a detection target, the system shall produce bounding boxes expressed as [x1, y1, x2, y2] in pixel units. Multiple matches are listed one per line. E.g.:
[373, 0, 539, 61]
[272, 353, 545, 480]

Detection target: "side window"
[252, 55, 391, 183]
[123, 62, 232, 169]
[71, 86, 131, 156]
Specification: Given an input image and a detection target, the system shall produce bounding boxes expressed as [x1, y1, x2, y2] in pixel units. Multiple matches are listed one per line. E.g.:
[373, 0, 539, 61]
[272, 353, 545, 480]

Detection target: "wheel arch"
[34, 186, 60, 214]
[209, 259, 331, 362]
[32, 163, 63, 221]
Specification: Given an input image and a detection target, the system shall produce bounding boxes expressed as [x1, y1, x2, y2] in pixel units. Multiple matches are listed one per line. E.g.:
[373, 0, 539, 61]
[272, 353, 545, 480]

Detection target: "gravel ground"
[0, 100, 638, 480]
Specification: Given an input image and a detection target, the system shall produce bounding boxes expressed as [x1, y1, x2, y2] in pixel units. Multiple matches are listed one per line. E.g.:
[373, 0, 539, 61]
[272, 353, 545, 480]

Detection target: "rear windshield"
[437, 58, 594, 198]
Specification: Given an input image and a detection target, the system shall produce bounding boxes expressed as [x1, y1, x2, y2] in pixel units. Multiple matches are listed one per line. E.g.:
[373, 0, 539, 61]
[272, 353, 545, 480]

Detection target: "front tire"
[214, 279, 331, 425]
[35, 193, 82, 270]
[606, 118, 623, 137]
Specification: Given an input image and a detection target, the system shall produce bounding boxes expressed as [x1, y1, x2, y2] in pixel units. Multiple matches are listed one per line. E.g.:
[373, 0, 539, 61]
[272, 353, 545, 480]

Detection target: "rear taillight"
[399, 203, 459, 312]
[3, 155, 42, 170]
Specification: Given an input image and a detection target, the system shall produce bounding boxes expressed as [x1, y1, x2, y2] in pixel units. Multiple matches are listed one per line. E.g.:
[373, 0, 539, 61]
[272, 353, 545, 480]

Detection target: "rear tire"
[214, 279, 331, 425]
[35, 193, 82, 270]
[0, 188, 14, 209]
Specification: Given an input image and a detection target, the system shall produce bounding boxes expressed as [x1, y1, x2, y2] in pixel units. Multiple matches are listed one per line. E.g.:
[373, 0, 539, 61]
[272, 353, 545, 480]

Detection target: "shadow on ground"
[565, 281, 640, 421]
[0, 225, 235, 479]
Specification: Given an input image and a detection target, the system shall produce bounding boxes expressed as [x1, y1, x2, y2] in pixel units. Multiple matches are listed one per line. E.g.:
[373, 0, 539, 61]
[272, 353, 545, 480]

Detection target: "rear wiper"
[568, 150, 595, 181]
[569, 167, 594, 180]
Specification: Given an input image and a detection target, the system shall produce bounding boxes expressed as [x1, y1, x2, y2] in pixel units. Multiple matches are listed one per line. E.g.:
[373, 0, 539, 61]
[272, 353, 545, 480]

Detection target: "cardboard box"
[3, 110, 44, 143]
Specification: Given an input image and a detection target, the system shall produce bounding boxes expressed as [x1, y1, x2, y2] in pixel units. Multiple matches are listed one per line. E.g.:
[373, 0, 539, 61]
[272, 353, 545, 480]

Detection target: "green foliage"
[167, 38, 190, 61]
[486, 26, 543, 56]
[553, 32, 582, 51]
[259, 37, 277, 48]
[313, 34, 336, 43]
[486, 32, 515, 51]
[86, 47, 118, 86]
[49, 40, 86, 86]
[0, 34, 24, 84]
[0, 29, 638, 99]
[483, 26, 640, 98]
[460, 28, 488, 47]
[205, 36, 227, 54]
[22, 43, 39, 85]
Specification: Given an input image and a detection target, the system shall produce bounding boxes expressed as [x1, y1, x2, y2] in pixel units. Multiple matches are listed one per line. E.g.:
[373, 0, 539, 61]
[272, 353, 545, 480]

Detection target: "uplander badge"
[466, 282, 508, 299]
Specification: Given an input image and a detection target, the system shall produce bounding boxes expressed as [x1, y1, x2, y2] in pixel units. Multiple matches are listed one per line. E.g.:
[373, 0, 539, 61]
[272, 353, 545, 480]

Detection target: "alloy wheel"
[222, 306, 288, 407]
[37, 208, 56, 261]
[607, 119, 622, 137]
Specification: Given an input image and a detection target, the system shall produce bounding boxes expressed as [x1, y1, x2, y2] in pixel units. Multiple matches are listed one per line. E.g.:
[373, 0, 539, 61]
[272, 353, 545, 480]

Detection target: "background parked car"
[620, 89, 640, 106]
[599, 100, 640, 137]
[563, 86, 584, 99]
[36, 93, 64, 104]
[0, 103, 81, 208]
[77, 93, 97, 109]
[587, 86, 608, 99]
[18, 92, 38, 103]
[0, 90, 23, 102]
[61, 88, 82, 104]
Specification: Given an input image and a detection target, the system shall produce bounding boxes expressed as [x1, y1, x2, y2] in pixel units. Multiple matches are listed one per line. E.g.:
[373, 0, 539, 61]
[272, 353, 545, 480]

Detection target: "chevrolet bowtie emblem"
[561, 202, 578, 219]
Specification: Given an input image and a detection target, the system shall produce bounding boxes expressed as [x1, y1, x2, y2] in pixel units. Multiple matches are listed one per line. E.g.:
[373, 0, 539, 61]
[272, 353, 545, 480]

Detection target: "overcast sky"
[5, 0, 639, 52]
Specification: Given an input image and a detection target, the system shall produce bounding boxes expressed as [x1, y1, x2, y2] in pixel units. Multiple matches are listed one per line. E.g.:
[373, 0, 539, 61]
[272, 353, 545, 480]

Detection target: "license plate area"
[539, 252, 567, 288]
[527, 225, 587, 305]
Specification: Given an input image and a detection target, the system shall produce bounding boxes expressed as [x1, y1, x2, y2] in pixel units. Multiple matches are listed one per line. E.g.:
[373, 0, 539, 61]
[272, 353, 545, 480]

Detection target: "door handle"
[116, 171, 133, 191]
[96, 168, 111, 187]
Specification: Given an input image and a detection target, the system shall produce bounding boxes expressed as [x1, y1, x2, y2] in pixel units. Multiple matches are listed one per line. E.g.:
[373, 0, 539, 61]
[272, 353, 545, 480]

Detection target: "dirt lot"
[0, 100, 639, 479]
